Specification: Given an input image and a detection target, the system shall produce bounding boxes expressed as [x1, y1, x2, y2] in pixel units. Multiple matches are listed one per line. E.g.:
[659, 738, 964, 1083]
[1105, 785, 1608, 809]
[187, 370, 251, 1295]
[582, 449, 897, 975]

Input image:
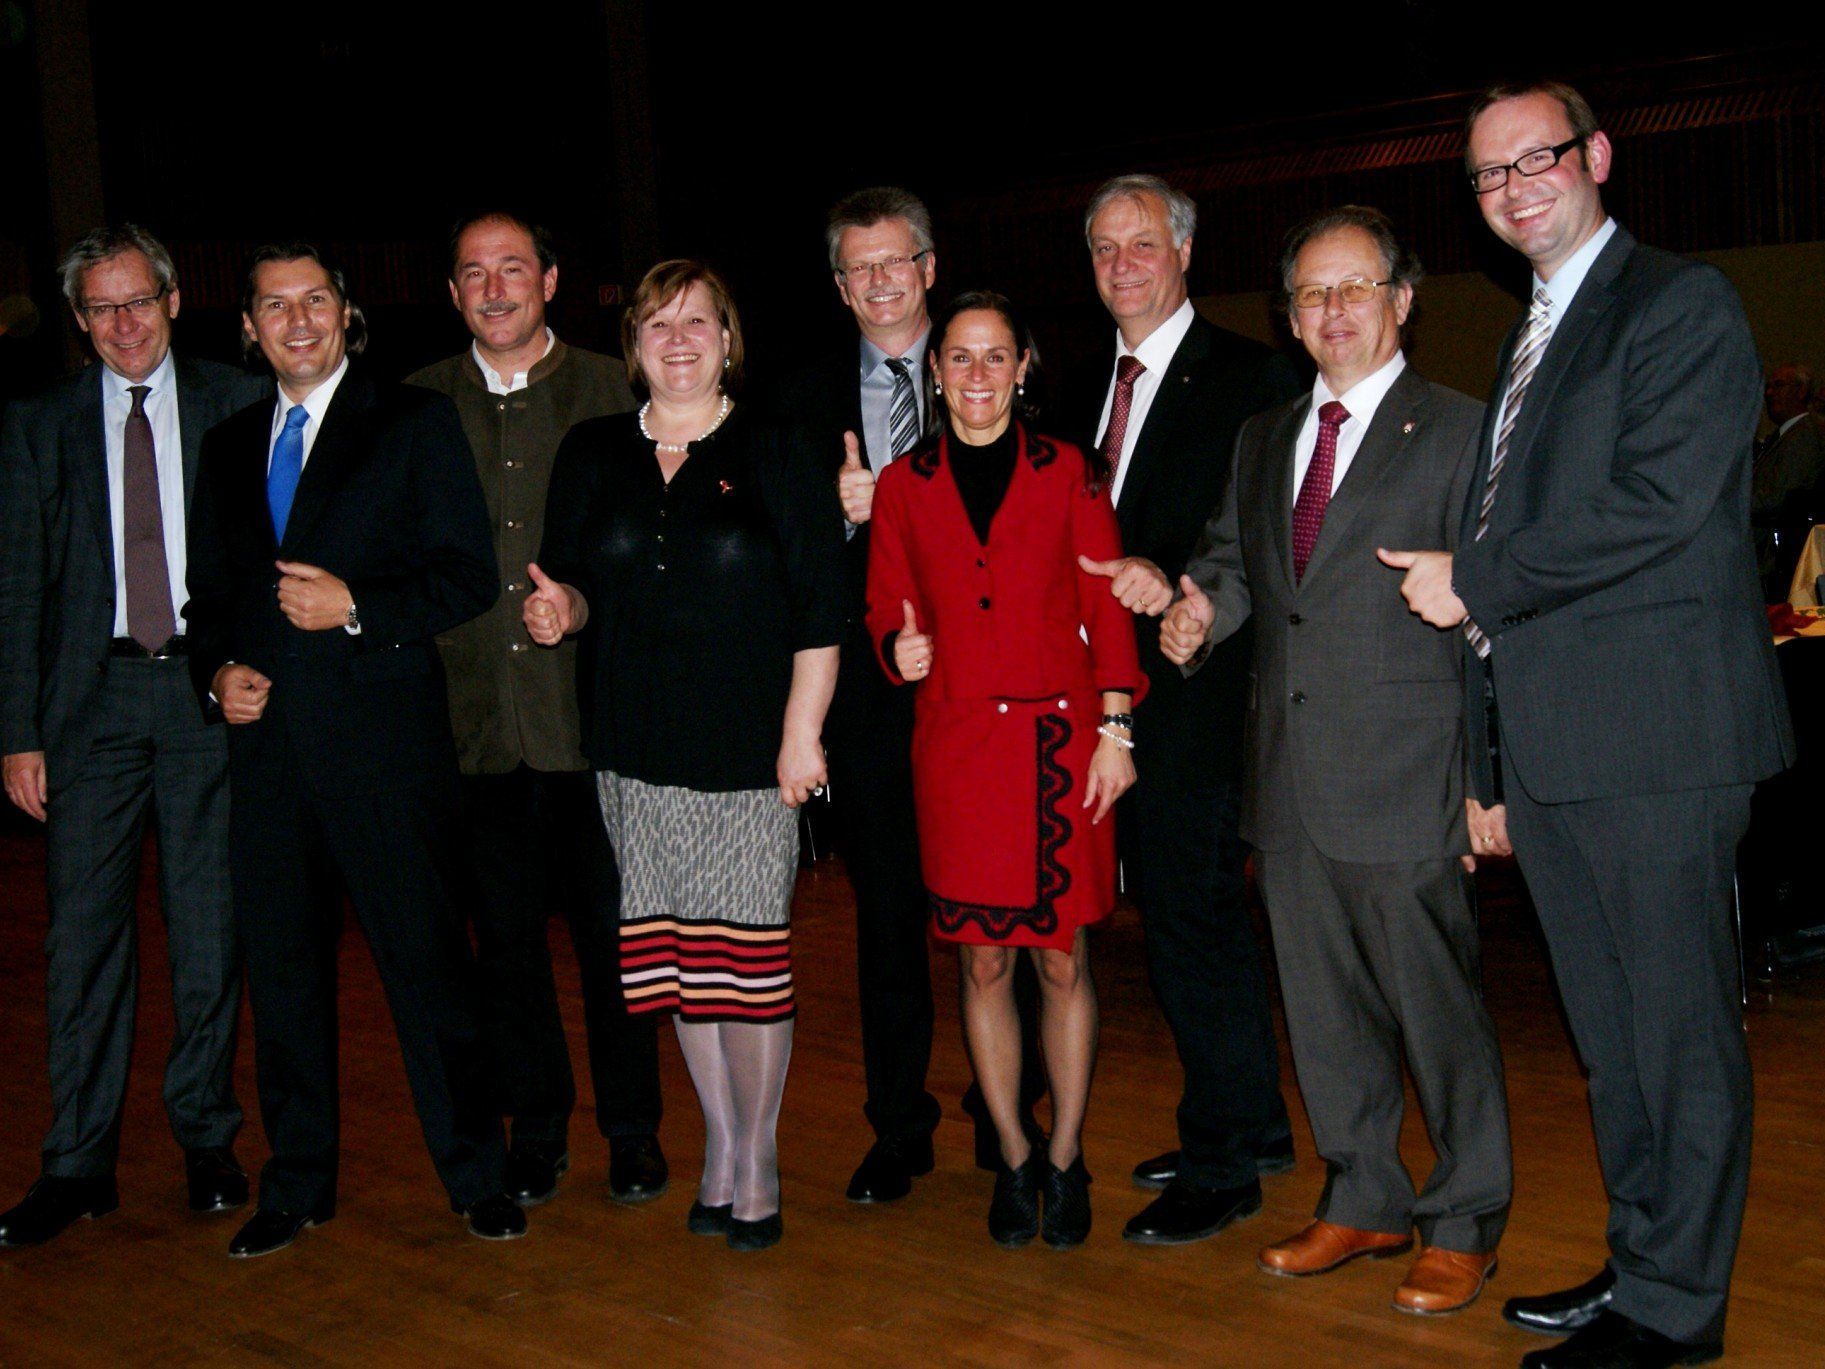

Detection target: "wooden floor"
[1, 816, 1821, 1369]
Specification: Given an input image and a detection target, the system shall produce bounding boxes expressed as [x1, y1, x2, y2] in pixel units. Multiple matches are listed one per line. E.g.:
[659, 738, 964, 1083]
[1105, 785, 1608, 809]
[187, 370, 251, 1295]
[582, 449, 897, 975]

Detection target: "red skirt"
[911, 690, 1116, 950]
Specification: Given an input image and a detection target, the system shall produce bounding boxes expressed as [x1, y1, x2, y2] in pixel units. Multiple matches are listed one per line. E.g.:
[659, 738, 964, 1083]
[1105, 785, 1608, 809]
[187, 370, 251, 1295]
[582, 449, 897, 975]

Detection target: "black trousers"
[1506, 780, 1753, 1347]
[1123, 763, 1290, 1190]
[41, 656, 240, 1177]
[230, 730, 504, 1213]
[456, 765, 661, 1149]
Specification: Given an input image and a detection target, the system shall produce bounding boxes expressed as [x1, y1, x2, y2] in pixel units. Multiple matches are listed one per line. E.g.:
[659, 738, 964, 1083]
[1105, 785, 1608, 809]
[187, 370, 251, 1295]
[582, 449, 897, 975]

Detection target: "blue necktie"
[267, 404, 309, 542]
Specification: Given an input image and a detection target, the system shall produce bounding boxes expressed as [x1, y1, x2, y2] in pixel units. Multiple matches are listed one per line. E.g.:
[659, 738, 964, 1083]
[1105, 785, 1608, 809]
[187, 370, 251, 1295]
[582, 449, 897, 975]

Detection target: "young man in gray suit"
[0, 226, 265, 1246]
[1158, 206, 1511, 1317]
[1385, 81, 1794, 1368]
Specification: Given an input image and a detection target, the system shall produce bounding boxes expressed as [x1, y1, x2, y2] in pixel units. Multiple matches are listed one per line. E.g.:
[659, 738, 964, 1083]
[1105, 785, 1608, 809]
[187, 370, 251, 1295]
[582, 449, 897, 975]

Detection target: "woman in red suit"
[866, 291, 1145, 1248]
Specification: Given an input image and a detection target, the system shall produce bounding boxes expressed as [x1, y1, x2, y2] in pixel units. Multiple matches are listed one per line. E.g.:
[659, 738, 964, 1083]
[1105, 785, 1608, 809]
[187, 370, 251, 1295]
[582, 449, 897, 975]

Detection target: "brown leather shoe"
[1392, 1246, 1499, 1315]
[1258, 1219, 1413, 1276]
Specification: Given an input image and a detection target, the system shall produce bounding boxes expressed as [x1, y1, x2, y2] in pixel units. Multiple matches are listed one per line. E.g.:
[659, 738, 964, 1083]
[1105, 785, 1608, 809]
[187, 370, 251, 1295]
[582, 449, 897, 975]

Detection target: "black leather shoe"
[185, 1147, 249, 1214]
[1123, 1177, 1261, 1245]
[846, 1135, 935, 1203]
[687, 1201, 733, 1235]
[988, 1153, 1044, 1247]
[0, 1176, 119, 1247]
[1041, 1156, 1093, 1249]
[726, 1212, 782, 1251]
[458, 1192, 528, 1241]
[1133, 1139, 1294, 1190]
[608, 1136, 669, 1205]
[503, 1145, 569, 1207]
[228, 1205, 330, 1258]
[1505, 1267, 1618, 1335]
[1519, 1310, 1722, 1367]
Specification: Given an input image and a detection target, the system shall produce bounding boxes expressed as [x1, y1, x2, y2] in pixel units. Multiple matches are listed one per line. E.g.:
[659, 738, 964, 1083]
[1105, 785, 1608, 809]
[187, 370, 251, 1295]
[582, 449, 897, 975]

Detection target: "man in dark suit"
[768, 187, 1041, 1201]
[185, 243, 522, 1257]
[0, 225, 262, 1248]
[409, 211, 665, 1210]
[1162, 206, 1511, 1315]
[1385, 82, 1794, 1367]
[1751, 363, 1825, 597]
[1073, 174, 1301, 1246]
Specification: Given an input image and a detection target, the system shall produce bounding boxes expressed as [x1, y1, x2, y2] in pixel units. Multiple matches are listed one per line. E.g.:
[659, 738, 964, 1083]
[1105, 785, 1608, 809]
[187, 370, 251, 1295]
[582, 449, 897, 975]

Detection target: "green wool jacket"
[408, 340, 636, 774]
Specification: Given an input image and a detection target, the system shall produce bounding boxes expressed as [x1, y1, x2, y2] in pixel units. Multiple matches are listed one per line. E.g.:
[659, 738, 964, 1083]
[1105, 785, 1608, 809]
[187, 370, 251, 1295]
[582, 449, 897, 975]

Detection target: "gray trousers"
[1505, 781, 1752, 1347]
[1254, 831, 1511, 1254]
[41, 656, 240, 1177]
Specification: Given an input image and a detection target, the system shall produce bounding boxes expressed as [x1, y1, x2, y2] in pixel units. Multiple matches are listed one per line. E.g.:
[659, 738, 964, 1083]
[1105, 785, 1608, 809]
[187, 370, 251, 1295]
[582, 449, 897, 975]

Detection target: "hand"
[212, 664, 273, 725]
[777, 726, 828, 808]
[893, 599, 933, 681]
[275, 560, 354, 631]
[1159, 575, 1214, 664]
[1377, 549, 1469, 630]
[1461, 798, 1513, 871]
[1083, 732, 1136, 825]
[1078, 554, 1172, 616]
[523, 562, 579, 646]
[838, 430, 875, 526]
[3, 751, 48, 822]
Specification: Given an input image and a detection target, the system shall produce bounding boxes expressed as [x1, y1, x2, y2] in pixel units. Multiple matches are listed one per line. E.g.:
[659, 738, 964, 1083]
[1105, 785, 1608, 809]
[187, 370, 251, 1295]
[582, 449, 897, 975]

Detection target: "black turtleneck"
[948, 421, 1018, 545]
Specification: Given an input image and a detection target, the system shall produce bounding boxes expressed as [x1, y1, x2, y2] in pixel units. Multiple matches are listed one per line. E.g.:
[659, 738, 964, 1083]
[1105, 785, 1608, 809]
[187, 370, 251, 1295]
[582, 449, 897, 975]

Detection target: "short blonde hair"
[621, 259, 745, 396]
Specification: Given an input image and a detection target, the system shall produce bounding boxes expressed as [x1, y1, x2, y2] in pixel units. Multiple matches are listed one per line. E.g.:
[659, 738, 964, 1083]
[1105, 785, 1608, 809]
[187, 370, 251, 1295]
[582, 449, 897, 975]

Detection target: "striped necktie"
[883, 356, 920, 459]
[1466, 288, 1553, 658]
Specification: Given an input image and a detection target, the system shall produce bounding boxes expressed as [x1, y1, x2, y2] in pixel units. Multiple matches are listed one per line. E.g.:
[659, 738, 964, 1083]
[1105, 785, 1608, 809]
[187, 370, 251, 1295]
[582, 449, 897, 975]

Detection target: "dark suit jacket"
[1183, 365, 1483, 863]
[1074, 315, 1302, 779]
[1453, 226, 1795, 804]
[183, 364, 498, 800]
[0, 354, 266, 779]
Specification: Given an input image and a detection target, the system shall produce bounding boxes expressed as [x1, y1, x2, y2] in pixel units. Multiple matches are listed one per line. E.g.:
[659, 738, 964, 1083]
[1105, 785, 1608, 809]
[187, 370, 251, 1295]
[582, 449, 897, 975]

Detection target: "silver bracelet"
[1096, 725, 1134, 750]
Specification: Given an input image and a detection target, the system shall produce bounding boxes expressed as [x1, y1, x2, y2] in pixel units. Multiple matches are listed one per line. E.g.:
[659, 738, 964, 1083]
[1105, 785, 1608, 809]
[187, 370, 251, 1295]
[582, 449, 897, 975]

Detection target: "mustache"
[476, 301, 520, 318]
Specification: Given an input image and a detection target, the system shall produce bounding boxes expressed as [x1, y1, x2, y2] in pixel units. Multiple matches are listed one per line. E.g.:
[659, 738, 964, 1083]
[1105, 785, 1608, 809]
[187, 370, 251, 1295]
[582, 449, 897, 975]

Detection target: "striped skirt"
[596, 771, 799, 1023]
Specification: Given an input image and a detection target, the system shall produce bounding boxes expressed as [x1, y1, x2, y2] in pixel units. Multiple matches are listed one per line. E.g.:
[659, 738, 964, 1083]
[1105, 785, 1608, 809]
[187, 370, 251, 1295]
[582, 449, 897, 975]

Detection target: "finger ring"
[812, 786, 825, 797]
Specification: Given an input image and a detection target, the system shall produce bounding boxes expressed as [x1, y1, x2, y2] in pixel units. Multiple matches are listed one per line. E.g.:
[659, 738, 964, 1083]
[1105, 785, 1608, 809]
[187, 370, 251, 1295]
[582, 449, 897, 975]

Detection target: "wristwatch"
[345, 601, 361, 634]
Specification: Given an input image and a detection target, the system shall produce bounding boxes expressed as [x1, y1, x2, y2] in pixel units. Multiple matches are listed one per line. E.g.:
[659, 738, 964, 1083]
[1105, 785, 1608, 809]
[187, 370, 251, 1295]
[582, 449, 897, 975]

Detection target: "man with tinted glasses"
[1383, 81, 1793, 1368]
[0, 225, 264, 1247]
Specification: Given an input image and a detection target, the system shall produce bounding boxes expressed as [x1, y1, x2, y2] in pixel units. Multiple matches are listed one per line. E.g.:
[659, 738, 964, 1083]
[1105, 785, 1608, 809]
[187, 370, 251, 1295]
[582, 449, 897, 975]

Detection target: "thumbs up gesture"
[523, 562, 582, 646]
[893, 599, 934, 681]
[838, 431, 875, 525]
[1077, 553, 1172, 615]
[1159, 575, 1214, 664]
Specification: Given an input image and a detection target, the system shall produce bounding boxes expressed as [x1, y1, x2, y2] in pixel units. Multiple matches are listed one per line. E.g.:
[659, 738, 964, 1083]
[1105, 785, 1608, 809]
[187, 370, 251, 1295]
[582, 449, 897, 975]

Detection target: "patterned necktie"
[123, 385, 176, 651]
[883, 356, 920, 459]
[1466, 288, 1554, 657]
[1291, 400, 1350, 583]
[1099, 356, 1147, 470]
[267, 403, 310, 543]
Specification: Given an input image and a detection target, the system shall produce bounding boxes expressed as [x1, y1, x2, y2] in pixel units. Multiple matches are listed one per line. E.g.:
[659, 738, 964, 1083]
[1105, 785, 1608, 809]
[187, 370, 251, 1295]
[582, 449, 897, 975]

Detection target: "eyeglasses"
[77, 286, 170, 322]
[836, 251, 930, 284]
[1468, 137, 1584, 195]
[1290, 278, 1392, 310]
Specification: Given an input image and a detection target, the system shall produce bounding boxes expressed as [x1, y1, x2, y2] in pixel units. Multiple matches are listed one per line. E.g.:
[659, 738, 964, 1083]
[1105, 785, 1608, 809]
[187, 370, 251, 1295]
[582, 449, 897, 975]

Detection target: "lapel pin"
[718, 479, 734, 494]
[1402, 420, 1416, 434]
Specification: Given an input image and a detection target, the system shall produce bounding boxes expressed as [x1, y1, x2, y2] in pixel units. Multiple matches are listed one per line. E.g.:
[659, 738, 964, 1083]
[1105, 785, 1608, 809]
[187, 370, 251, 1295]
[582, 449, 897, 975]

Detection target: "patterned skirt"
[596, 771, 799, 1022]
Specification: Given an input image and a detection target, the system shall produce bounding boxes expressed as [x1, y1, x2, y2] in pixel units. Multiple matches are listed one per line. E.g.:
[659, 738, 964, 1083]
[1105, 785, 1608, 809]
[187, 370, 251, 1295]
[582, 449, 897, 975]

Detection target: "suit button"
[497, 402, 507, 412]
[1291, 690, 1306, 705]
[979, 596, 991, 609]
[1288, 613, 1303, 625]
[1057, 699, 1069, 710]
[997, 703, 1008, 714]
[503, 459, 520, 469]
[976, 558, 986, 568]
[505, 519, 523, 530]
[509, 643, 525, 653]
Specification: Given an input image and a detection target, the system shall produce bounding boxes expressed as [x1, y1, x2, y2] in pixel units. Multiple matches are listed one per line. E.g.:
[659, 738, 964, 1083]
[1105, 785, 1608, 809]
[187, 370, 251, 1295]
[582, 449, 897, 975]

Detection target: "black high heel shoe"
[1042, 1155, 1092, 1248]
[988, 1152, 1045, 1248]
[687, 1201, 733, 1236]
[726, 1212, 783, 1251]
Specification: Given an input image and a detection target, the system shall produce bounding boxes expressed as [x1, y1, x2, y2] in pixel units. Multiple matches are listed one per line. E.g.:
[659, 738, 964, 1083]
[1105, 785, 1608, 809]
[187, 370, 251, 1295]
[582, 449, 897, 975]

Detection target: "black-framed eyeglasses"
[1468, 137, 1584, 195]
[78, 285, 170, 322]
[835, 251, 931, 284]
[1290, 278, 1392, 310]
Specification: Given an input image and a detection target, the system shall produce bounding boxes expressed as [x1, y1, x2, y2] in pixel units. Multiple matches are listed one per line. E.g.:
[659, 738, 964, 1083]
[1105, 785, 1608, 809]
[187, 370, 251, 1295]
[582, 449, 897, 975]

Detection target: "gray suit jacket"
[1183, 364, 1483, 863]
[1751, 413, 1825, 521]
[1453, 226, 1795, 804]
[0, 354, 264, 776]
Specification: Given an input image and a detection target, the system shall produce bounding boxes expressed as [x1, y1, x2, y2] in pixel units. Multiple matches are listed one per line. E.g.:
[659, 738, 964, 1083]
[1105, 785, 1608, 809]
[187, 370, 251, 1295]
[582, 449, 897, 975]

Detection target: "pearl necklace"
[640, 395, 731, 454]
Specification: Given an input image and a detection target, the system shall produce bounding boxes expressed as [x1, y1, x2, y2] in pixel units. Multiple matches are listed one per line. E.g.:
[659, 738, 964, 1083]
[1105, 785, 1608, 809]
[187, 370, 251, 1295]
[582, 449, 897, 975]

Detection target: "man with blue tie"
[184, 243, 522, 1257]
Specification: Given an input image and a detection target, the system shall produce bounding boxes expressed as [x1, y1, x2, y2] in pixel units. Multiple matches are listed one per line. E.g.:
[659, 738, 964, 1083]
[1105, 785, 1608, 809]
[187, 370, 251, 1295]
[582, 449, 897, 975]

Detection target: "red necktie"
[1099, 356, 1147, 471]
[1291, 400, 1349, 583]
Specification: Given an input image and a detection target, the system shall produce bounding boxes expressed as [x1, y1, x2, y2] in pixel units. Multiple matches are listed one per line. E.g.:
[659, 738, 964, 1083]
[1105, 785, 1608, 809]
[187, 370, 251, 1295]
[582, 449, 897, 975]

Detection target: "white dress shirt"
[474, 328, 555, 395]
[1491, 217, 1618, 450]
[266, 355, 350, 473]
[102, 350, 189, 637]
[1292, 352, 1409, 500]
[1096, 298, 1196, 508]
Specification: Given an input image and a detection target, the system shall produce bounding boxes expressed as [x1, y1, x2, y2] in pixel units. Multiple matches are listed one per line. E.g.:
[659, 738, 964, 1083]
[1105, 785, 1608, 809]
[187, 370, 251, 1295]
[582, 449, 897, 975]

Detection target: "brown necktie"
[123, 385, 176, 652]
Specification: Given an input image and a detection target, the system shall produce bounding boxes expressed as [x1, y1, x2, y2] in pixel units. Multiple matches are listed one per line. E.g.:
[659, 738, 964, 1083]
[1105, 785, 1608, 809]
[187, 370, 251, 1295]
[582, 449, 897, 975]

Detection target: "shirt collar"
[101, 347, 176, 404]
[1117, 298, 1196, 370]
[472, 328, 556, 394]
[1533, 216, 1618, 325]
[1314, 351, 1407, 426]
[859, 325, 930, 381]
[1779, 413, 1810, 438]
[278, 355, 350, 428]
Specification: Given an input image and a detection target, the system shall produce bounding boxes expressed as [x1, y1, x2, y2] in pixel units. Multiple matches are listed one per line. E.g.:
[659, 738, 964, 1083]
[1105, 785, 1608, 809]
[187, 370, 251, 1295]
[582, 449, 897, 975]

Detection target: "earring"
[934, 380, 943, 394]
[1016, 383, 1025, 397]
[723, 357, 730, 370]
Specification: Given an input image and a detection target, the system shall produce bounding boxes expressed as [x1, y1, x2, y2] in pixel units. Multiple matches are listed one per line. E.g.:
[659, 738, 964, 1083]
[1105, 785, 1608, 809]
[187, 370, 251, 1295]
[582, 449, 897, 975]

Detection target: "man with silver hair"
[0, 224, 264, 1247]
[1073, 174, 1303, 1246]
